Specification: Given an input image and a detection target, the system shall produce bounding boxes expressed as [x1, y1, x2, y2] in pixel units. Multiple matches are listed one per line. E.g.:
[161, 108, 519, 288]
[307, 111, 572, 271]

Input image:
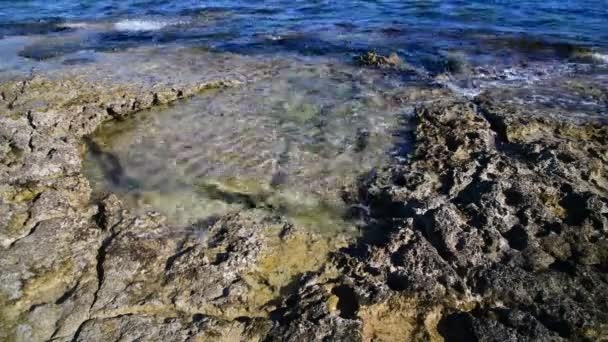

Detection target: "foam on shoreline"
[114, 19, 185, 32]
[591, 52, 608, 64]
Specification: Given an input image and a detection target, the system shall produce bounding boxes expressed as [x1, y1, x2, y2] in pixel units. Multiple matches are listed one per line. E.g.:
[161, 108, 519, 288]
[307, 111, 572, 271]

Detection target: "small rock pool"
[82, 57, 418, 237]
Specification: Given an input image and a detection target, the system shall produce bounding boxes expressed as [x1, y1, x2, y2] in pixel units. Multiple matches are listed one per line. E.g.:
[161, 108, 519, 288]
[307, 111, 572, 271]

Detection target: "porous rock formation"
[1, 50, 607, 341]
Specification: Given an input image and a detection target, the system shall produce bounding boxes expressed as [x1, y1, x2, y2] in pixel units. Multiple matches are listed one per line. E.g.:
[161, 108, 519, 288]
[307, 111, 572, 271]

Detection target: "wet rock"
[423, 52, 470, 75]
[355, 51, 404, 69]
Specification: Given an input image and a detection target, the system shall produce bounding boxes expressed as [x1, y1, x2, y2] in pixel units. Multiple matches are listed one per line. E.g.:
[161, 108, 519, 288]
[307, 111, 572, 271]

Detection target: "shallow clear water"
[83, 59, 416, 231]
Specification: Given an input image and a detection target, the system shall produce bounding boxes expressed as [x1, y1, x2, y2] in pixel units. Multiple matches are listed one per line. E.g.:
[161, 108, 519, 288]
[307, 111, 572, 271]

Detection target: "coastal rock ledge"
[1, 56, 607, 341]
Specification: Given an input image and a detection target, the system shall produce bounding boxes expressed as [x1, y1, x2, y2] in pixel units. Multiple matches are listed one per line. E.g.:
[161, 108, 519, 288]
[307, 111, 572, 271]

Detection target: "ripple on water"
[83, 58, 420, 235]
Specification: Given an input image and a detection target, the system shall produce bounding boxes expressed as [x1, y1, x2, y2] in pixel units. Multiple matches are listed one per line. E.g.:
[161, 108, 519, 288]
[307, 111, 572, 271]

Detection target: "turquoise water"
[0, 1, 607, 65]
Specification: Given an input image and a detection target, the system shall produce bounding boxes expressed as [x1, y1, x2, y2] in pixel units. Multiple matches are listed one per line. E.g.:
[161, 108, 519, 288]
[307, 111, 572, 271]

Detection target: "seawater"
[1, 1, 607, 63]
[82, 58, 416, 232]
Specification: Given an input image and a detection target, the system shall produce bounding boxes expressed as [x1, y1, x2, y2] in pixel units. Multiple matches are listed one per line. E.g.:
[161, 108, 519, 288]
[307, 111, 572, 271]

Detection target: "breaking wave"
[113, 19, 184, 32]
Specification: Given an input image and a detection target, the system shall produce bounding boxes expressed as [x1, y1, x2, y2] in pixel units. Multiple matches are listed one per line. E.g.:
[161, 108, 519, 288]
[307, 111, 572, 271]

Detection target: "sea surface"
[1, 1, 607, 63]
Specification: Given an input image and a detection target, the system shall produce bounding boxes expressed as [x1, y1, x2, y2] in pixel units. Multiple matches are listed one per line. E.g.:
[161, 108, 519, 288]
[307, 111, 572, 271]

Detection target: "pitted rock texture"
[1, 48, 607, 342]
[0, 49, 268, 341]
[310, 98, 607, 341]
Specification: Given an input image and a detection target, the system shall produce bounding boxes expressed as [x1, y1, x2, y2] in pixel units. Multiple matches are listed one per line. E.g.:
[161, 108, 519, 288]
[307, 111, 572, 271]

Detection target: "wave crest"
[114, 19, 180, 32]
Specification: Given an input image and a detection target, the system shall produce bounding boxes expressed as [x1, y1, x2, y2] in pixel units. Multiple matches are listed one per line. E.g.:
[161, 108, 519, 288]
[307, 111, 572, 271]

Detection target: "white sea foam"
[591, 53, 608, 64]
[434, 61, 585, 99]
[114, 19, 183, 32]
[442, 82, 482, 98]
[59, 22, 112, 31]
[60, 22, 93, 29]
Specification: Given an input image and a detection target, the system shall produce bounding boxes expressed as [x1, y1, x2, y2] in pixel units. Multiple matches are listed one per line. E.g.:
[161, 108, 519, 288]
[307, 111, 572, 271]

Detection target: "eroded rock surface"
[1, 47, 607, 342]
[316, 98, 607, 341]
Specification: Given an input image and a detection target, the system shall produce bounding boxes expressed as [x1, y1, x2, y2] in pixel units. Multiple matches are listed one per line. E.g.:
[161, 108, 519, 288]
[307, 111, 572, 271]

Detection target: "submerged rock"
[355, 51, 404, 69]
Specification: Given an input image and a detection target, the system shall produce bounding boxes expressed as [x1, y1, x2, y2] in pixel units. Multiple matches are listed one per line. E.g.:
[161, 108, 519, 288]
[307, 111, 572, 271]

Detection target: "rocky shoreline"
[1, 49, 607, 341]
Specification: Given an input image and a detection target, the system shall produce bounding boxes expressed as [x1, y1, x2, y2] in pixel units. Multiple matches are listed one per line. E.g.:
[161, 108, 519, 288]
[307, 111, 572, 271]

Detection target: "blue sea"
[0, 0, 607, 65]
